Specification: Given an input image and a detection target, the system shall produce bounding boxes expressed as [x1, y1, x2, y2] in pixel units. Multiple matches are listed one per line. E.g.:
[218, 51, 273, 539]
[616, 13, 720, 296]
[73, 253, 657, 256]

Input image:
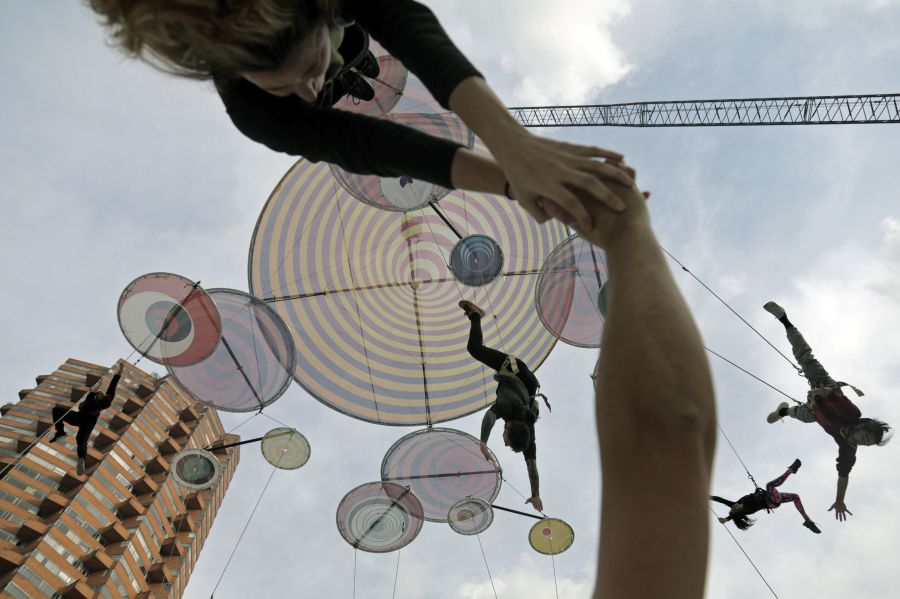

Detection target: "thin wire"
[209, 460, 281, 598]
[475, 533, 498, 599]
[704, 346, 802, 404]
[712, 507, 780, 598]
[715, 423, 761, 490]
[548, 536, 560, 599]
[260, 411, 298, 431]
[660, 246, 802, 375]
[352, 549, 358, 599]
[500, 474, 547, 518]
[226, 412, 261, 435]
[392, 549, 401, 599]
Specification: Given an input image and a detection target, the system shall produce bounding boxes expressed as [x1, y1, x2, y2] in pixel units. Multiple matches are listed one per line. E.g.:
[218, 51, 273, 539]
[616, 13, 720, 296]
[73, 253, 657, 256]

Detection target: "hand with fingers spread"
[828, 501, 852, 521]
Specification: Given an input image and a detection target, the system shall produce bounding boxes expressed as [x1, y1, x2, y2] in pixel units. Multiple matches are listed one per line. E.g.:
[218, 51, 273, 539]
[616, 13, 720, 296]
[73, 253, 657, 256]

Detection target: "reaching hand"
[828, 501, 852, 521]
[497, 132, 635, 229]
[526, 496, 544, 513]
[717, 516, 728, 524]
[479, 442, 492, 462]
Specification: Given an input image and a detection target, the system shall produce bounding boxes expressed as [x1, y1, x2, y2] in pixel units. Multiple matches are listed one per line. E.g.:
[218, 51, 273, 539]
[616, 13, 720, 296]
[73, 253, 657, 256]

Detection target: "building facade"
[0, 358, 239, 598]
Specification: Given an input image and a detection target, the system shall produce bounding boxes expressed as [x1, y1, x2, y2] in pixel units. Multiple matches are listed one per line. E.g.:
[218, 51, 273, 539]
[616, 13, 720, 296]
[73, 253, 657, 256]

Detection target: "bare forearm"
[836, 476, 849, 502]
[448, 77, 524, 157]
[480, 410, 497, 444]
[526, 459, 540, 499]
[450, 149, 507, 195]
[585, 183, 716, 599]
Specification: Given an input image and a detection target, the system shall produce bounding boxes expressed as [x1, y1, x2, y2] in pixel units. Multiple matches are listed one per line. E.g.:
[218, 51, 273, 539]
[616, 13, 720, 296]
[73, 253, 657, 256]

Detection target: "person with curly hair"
[87, 0, 634, 229]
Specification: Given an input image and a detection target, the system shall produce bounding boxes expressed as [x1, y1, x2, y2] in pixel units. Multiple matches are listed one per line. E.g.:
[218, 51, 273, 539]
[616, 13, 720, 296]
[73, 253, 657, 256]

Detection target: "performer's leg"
[74, 417, 96, 460]
[466, 315, 507, 371]
[51, 406, 68, 436]
[777, 492, 812, 520]
[785, 326, 837, 388]
[766, 468, 792, 491]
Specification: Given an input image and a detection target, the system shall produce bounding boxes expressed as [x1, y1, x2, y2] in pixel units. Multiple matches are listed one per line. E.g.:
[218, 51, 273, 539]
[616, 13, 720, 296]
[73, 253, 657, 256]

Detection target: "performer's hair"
[730, 513, 755, 531]
[88, 0, 341, 80]
[507, 421, 531, 452]
[854, 418, 892, 446]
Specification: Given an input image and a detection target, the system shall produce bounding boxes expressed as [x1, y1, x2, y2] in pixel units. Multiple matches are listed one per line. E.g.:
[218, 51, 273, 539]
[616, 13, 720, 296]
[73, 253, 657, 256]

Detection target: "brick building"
[0, 358, 239, 598]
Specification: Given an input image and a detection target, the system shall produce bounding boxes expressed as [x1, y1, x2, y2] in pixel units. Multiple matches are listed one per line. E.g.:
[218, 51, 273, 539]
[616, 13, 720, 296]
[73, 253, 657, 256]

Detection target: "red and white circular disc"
[117, 273, 222, 367]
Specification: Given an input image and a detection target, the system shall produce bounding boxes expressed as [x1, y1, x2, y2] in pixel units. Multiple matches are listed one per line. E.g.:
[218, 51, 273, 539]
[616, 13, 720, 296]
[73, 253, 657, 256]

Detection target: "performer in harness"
[460, 300, 546, 513]
[711, 459, 821, 533]
[763, 301, 891, 521]
[50, 363, 124, 475]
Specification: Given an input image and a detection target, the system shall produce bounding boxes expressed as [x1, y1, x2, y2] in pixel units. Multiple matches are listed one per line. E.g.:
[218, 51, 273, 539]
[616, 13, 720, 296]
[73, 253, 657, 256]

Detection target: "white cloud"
[428, 0, 632, 105]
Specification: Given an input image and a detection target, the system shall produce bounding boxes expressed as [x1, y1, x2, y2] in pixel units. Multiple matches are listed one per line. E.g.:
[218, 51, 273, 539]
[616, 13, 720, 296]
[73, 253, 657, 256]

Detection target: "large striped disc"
[248, 154, 567, 425]
[167, 289, 296, 413]
[336, 481, 424, 553]
[380, 428, 501, 523]
[535, 235, 609, 348]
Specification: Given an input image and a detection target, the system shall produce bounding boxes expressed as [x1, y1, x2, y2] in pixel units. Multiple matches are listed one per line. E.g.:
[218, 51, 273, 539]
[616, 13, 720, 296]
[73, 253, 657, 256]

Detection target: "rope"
[712, 507, 780, 598]
[209, 458, 282, 598]
[475, 532, 498, 599]
[352, 549, 357, 599]
[225, 412, 261, 435]
[499, 474, 547, 519]
[548, 536, 560, 599]
[392, 549, 401, 599]
[716, 423, 762, 491]
[704, 346, 803, 405]
[660, 246, 803, 376]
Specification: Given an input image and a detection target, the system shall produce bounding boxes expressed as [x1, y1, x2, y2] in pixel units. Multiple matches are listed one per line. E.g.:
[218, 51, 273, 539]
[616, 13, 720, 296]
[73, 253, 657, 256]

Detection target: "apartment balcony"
[0, 403, 14, 415]
[144, 454, 169, 475]
[117, 496, 146, 519]
[171, 513, 196, 533]
[81, 548, 114, 572]
[157, 437, 182, 456]
[35, 375, 49, 385]
[17, 389, 33, 400]
[184, 492, 205, 511]
[132, 475, 159, 496]
[99, 521, 129, 544]
[169, 421, 191, 441]
[38, 490, 69, 517]
[60, 579, 94, 599]
[16, 519, 48, 542]
[59, 470, 87, 493]
[0, 547, 24, 575]
[109, 410, 134, 431]
[146, 562, 172, 584]
[178, 405, 200, 423]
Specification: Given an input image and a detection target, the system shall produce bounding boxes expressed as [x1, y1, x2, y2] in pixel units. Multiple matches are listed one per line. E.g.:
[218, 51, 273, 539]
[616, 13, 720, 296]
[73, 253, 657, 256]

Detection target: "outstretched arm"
[525, 459, 542, 512]
[710, 495, 736, 509]
[828, 476, 852, 521]
[573, 182, 716, 599]
[479, 409, 497, 460]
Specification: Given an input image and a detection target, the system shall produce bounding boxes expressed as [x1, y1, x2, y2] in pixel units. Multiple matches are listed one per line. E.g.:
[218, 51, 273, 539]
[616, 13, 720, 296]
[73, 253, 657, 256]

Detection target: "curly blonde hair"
[88, 0, 341, 80]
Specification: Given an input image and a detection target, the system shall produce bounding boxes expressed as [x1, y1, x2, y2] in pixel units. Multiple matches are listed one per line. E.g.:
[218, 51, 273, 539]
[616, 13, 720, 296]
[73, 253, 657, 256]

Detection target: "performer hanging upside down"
[51, 363, 123, 475]
[763, 301, 891, 521]
[88, 0, 635, 229]
[460, 300, 544, 513]
[711, 459, 821, 533]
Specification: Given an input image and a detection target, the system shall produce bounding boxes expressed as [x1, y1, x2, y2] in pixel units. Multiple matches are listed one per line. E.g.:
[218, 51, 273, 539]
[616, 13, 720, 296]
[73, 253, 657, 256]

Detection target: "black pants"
[466, 316, 535, 379]
[52, 406, 97, 459]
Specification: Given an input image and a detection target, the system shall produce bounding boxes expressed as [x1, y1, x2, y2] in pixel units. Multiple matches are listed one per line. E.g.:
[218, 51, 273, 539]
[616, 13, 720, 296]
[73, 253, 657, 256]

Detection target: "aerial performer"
[50, 363, 123, 475]
[711, 459, 822, 534]
[461, 300, 545, 512]
[763, 301, 891, 521]
[552, 175, 715, 597]
[87, 0, 635, 229]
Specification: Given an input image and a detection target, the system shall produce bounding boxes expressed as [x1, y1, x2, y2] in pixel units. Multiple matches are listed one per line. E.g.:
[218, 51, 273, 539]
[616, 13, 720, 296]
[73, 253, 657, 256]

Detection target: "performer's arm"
[525, 458, 542, 512]
[710, 496, 735, 509]
[479, 409, 497, 460]
[829, 476, 852, 521]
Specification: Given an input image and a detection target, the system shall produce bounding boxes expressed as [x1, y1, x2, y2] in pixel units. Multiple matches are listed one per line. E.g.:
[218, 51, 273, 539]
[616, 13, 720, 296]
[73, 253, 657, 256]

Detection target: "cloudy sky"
[2, 1, 900, 597]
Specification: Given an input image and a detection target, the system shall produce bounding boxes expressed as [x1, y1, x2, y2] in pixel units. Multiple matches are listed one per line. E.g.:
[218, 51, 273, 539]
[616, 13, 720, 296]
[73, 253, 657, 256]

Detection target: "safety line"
[392, 549, 401, 599]
[712, 507, 780, 598]
[660, 246, 802, 375]
[475, 532, 498, 599]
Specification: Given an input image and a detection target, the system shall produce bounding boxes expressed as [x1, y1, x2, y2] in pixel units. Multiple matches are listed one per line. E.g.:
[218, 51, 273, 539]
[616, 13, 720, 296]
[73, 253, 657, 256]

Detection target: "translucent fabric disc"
[336, 482, 424, 553]
[249, 146, 567, 425]
[529, 518, 575, 555]
[329, 112, 474, 212]
[171, 449, 223, 491]
[167, 288, 296, 412]
[536, 235, 609, 348]
[381, 428, 501, 523]
[448, 497, 494, 535]
[118, 273, 221, 366]
[449, 234, 504, 287]
[260, 427, 310, 470]
[335, 55, 408, 117]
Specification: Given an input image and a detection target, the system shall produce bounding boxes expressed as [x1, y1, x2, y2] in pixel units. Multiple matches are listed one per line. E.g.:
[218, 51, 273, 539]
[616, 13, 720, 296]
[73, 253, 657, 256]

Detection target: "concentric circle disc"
[381, 428, 501, 522]
[118, 273, 221, 366]
[329, 112, 474, 212]
[248, 148, 567, 425]
[449, 234, 504, 286]
[529, 518, 575, 555]
[335, 55, 408, 117]
[260, 427, 310, 470]
[336, 481, 424, 553]
[167, 289, 296, 413]
[171, 449, 223, 491]
[448, 497, 494, 535]
[535, 235, 609, 348]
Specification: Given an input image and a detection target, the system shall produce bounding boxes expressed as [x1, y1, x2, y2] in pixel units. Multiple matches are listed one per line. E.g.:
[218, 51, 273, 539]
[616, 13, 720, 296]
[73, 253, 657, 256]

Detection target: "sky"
[2, 1, 900, 597]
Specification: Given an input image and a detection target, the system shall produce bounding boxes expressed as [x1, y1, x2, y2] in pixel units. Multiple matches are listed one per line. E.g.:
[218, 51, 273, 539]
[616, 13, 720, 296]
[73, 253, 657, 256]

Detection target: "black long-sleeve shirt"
[216, 0, 483, 188]
[80, 374, 121, 415]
